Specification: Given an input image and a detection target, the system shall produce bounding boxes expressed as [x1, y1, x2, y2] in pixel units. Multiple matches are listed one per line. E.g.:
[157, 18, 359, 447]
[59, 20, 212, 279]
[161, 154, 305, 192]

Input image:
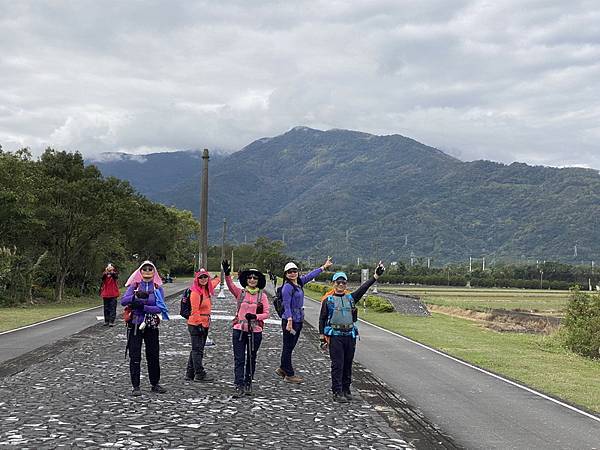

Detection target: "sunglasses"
[286, 269, 298, 274]
[198, 275, 209, 279]
[334, 280, 347, 285]
[247, 275, 259, 280]
[141, 266, 154, 272]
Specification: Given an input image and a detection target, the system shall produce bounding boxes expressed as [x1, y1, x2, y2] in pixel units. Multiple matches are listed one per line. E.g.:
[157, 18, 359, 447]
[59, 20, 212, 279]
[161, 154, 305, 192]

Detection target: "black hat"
[239, 268, 266, 289]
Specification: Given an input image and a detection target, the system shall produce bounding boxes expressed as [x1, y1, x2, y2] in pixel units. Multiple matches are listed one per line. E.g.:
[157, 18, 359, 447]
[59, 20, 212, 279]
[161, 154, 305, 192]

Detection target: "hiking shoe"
[332, 392, 349, 403]
[284, 375, 303, 384]
[194, 373, 214, 382]
[131, 387, 141, 397]
[343, 391, 354, 401]
[275, 367, 287, 378]
[184, 375, 194, 381]
[151, 384, 167, 394]
[109, 322, 115, 327]
[232, 385, 245, 398]
[103, 322, 109, 327]
[244, 384, 253, 396]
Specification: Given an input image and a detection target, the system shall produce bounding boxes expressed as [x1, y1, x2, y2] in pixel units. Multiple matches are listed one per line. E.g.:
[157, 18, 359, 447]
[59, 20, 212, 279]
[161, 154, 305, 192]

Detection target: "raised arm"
[350, 261, 385, 302]
[222, 259, 242, 299]
[300, 256, 333, 285]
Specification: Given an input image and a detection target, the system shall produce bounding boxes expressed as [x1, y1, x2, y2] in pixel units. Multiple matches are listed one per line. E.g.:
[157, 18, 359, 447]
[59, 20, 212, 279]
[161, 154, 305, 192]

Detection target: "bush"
[563, 288, 600, 359]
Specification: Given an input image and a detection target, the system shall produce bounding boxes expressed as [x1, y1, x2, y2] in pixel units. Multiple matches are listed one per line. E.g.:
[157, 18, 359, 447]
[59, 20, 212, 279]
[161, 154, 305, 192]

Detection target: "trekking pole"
[247, 319, 254, 390]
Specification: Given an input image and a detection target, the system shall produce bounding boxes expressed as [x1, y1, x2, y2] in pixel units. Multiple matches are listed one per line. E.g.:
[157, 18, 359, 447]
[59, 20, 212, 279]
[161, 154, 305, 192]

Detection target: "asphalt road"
[0, 281, 188, 365]
[303, 295, 600, 450]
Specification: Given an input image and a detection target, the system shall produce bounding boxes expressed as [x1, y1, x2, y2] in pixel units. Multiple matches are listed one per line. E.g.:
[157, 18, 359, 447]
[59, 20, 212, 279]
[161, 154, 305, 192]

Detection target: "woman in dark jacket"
[319, 261, 385, 403]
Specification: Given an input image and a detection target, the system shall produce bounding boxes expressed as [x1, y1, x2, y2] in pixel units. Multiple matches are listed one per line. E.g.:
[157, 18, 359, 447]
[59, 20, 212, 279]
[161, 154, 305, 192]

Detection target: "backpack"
[273, 286, 284, 318]
[179, 288, 192, 319]
[329, 295, 354, 331]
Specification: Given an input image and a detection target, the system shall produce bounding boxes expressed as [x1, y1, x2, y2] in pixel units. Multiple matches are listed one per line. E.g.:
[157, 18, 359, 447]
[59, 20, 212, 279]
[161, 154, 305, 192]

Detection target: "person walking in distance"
[185, 268, 215, 382]
[319, 261, 385, 403]
[222, 260, 270, 398]
[276, 257, 333, 383]
[121, 260, 169, 396]
[100, 263, 120, 327]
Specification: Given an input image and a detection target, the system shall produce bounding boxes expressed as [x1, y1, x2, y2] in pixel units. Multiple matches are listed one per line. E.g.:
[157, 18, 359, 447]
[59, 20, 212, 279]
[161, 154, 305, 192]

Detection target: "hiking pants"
[329, 334, 356, 394]
[103, 297, 117, 324]
[232, 329, 262, 386]
[186, 324, 208, 378]
[280, 319, 303, 376]
[127, 325, 160, 388]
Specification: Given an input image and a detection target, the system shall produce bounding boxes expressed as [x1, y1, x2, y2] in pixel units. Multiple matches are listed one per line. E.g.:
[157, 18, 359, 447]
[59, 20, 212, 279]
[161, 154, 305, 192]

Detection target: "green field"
[304, 285, 600, 413]
[380, 285, 570, 314]
[0, 297, 101, 333]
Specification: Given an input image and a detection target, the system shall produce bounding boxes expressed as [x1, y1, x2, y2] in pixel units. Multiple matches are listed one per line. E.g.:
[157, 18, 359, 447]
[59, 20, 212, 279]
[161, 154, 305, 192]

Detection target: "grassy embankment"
[0, 296, 101, 333]
[0, 277, 193, 333]
[304, 284, 600, 413]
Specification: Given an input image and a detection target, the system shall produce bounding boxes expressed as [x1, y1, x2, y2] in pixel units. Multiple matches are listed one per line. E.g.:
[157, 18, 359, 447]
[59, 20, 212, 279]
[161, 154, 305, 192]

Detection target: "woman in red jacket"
[99, 263, 120, 327]
[185, 268, 215, 382]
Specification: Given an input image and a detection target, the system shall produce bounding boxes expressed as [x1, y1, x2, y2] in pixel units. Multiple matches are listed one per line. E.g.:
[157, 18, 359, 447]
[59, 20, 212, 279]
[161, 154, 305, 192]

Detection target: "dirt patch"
[429, 305, 561, 333]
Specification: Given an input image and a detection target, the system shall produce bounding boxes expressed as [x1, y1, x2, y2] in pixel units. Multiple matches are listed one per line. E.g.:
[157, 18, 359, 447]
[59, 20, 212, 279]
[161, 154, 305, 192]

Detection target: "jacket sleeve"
[257, 292, 270, 321]
[225, 275, 241, 299]
[300, 267, 323, 285]
[281, 283, 293, 319]
[121, 285, 135, 306]
[350, 277, 376, 302]
[319, 299, 329, 334]
[143, 289, 162, 314]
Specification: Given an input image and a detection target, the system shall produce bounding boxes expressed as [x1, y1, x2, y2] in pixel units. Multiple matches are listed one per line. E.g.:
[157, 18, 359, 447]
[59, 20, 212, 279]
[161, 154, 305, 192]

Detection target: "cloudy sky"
[1, 0, 599, 168]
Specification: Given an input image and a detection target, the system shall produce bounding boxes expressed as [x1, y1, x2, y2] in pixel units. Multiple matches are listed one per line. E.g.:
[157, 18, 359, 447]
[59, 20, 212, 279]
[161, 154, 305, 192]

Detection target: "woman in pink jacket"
[222, 260, 270, 398]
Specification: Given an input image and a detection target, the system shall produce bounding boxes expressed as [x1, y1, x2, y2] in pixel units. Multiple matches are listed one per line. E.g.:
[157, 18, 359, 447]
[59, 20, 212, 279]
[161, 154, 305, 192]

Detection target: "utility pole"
[482, 257, 486, 271]
[198, 148, 209, 270]
[218, 218, 227, 298]
[469, 256, 472, 273]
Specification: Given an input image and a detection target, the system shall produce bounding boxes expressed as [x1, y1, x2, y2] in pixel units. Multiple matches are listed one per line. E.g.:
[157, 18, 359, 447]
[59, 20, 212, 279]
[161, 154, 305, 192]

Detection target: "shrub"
[563, 288, 600, 359]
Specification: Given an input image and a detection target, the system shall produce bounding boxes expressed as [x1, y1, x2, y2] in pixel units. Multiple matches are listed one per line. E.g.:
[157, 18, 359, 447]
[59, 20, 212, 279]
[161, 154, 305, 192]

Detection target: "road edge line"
[305, 294, 600, 424]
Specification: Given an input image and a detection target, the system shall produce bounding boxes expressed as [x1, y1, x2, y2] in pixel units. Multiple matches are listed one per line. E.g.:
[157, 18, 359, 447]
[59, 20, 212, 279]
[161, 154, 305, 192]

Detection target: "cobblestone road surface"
[0, 288, 456, 449]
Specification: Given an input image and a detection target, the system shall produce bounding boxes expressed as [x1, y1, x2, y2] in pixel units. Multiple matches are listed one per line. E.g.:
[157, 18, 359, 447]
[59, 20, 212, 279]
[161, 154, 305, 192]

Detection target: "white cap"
[284, 262, 298, 272]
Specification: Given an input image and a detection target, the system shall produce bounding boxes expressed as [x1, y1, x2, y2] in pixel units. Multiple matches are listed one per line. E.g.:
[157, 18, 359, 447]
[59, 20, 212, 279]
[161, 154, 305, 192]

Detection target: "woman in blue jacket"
[276, 257, 332, 384]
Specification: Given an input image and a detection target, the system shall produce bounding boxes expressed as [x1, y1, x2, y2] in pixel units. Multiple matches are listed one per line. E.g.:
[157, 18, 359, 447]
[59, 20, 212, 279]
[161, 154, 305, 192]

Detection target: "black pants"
[280, 319, 303, 376]
[232, 328, 262, 387]
[186, 324, 208, 378]
[127, 325, 160, 388]
[329, 334, 356, 394]
[103, 297, 117, 324]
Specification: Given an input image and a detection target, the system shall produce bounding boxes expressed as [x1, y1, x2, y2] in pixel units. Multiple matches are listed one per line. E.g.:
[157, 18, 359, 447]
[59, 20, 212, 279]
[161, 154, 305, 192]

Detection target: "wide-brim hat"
[239, 268, 266, 289]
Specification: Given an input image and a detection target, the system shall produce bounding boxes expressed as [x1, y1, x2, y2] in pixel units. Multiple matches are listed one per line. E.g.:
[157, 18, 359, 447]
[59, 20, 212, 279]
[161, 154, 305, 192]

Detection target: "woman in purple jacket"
[121, 260, 167, 396]
[276, 257, 333, 383]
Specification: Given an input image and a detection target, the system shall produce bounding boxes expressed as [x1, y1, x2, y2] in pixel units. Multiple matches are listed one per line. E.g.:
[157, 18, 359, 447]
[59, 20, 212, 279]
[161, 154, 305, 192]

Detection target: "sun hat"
[239, 268, 266, 289]
[332, 272, 348, 281]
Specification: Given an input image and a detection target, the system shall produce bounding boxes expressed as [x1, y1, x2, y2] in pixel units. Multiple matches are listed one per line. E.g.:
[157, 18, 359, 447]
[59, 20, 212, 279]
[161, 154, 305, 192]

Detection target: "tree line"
[312, 260, 598, 290]
[0, 146, 293, 305]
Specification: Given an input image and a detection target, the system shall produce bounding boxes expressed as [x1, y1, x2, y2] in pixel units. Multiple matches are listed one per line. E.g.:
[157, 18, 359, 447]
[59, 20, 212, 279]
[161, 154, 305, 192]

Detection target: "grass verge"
[304, 286, 600, 413]
[0, 296, 101, 333]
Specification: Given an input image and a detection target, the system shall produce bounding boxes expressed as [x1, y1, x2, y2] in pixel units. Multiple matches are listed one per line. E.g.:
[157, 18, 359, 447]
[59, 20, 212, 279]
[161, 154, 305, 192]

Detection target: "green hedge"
[563, 289, 600, 359]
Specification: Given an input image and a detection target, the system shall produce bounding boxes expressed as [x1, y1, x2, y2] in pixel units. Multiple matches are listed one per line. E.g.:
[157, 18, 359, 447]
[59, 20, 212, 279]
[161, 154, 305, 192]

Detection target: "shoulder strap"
[235, 289, 246, 314]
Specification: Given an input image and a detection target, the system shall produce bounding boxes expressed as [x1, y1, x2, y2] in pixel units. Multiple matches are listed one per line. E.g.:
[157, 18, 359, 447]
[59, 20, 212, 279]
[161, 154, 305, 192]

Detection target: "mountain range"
[91, 126, 600, 265]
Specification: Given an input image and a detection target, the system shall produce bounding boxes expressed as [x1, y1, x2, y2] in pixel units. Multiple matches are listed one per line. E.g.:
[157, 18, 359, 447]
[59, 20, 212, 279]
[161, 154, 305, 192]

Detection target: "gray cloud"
[0, 0, 599, 169]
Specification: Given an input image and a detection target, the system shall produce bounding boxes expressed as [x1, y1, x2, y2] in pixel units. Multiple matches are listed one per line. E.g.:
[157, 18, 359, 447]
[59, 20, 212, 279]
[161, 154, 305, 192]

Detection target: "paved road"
[0, 286, 447, 449]
[0, 281, 188, 365]
[303, 294, 600, 449]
